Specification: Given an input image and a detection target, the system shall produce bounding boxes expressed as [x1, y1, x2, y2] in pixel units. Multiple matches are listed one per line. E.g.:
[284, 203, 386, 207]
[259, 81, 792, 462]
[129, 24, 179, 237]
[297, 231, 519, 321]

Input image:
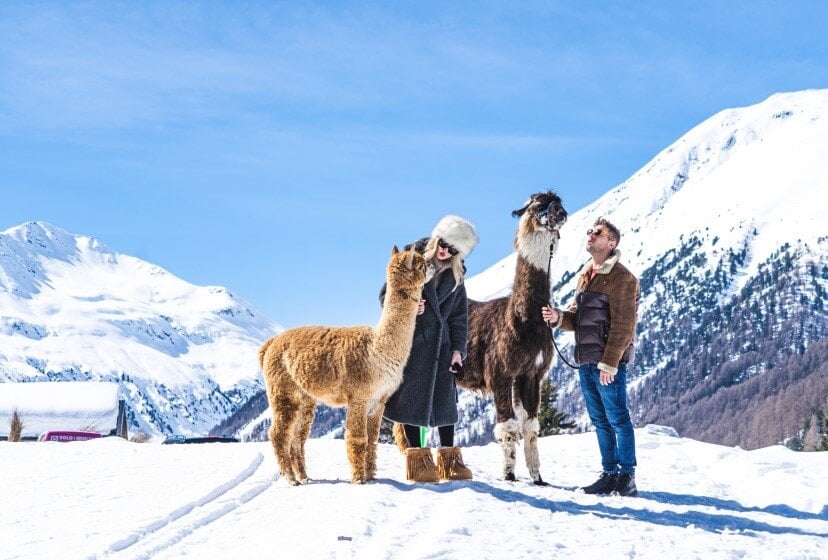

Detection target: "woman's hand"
[417, 299, 426, 315]
[449, 351, 464, 380]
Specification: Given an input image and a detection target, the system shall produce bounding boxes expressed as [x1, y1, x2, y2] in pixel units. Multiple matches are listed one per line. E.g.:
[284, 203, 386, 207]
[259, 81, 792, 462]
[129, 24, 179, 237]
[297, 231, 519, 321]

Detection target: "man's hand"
[541, 306, 559, 324]
[599, 369, 616, 386]
[417, 299, 426, 315]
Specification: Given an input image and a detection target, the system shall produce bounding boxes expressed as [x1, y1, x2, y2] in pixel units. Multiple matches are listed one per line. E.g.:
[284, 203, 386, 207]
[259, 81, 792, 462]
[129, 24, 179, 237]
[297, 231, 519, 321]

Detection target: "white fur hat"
[431, 215, 478, 258]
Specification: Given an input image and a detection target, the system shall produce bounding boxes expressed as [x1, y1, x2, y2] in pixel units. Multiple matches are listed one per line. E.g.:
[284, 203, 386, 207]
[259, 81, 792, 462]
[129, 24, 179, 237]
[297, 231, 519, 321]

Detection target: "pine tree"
[9, 409, 23, 442]
[538, 377, 575, 436]
[803, 407, 828, 452]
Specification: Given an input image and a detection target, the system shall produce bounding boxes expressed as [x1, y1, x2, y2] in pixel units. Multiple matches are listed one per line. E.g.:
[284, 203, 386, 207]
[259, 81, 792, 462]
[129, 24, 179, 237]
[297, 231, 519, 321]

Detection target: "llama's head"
[387, 246, 429, 300]
[512, 191, 569, 270]
[511, 191, 568, 234]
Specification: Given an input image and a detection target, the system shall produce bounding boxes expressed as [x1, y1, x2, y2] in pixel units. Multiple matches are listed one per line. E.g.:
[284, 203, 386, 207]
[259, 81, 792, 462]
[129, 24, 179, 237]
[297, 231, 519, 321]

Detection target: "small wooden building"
[0, 381, 128, 440]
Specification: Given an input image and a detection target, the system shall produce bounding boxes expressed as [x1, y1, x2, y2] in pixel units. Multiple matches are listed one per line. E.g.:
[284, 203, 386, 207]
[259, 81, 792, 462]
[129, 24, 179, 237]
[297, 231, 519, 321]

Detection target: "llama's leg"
[345, 400, 369, 484]
[516, 374, 547, 485]
[269, 393, 301, 485]
[290, 397, 317, 484]
[492, 373, 520, 481]
[365, 400, 386, 481]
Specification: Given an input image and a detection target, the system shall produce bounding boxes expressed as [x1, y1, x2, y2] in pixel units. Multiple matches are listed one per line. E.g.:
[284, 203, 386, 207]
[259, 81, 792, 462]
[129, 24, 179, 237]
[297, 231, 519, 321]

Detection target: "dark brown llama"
[459, 191, 567, 484]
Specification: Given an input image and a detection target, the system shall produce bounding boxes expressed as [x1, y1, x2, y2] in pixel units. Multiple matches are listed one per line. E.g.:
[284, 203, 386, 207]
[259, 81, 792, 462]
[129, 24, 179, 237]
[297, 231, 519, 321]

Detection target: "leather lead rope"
[546, 241, 579, 370]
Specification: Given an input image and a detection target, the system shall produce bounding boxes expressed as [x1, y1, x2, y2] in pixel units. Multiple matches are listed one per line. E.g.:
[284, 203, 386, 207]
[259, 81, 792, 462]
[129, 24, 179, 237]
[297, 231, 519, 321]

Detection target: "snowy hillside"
[227, 89, 827, 449]
[465, 89, 828, 449]
[2, 427, 825, 559]
[469, 88, 826, 307]
[0, 222, 283, 436]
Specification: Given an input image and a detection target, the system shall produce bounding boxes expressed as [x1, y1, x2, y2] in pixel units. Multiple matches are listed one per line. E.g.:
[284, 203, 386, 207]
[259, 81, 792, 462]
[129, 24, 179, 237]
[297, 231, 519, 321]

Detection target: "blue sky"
[2, 1, 826, 328]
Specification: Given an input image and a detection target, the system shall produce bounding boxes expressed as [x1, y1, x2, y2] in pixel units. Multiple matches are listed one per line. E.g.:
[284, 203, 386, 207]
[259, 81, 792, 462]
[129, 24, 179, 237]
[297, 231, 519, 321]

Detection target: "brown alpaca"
[259, 247, 428, 485]
[459, 191, 568, 484]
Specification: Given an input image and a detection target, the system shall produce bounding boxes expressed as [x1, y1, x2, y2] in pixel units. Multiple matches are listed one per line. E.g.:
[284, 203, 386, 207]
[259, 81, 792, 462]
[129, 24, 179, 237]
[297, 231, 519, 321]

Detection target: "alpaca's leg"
[492, 373, 520, 481]
[365, 400, 386, 481]
[290, 397, 317, 484]
[515, 374, 545, 485]
[269, 393, 301, 485]
[345, 400, 368, 484]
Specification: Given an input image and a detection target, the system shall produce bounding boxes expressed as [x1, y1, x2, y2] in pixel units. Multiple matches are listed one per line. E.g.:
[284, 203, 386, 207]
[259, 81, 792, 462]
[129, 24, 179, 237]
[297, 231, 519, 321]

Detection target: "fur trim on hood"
[431, 215, 478, 258]
[578, 249, 622, 276]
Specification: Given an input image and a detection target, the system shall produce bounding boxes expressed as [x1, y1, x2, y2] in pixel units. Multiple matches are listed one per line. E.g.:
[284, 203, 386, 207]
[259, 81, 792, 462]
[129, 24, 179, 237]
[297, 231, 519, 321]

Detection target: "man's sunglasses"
[587, 227, 611, 239]
[438, 239, 459, 256]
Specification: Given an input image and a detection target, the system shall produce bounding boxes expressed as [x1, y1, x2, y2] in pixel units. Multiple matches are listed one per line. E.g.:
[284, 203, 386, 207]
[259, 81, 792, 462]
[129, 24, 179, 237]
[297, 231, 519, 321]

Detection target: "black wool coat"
[380, 238, 469, 427]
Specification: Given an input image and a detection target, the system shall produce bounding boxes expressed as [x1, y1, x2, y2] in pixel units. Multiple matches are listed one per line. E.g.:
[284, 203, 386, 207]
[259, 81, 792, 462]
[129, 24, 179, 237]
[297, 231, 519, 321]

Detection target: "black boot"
[581, 472, 618, 495]
[614, 473, 638, 497]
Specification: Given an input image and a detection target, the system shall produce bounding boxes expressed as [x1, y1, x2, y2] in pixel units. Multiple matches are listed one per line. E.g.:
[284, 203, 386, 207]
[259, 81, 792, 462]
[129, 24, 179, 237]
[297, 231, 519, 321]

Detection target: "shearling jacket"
[555, 250, 639, 375]
[380, 238, 468, 427]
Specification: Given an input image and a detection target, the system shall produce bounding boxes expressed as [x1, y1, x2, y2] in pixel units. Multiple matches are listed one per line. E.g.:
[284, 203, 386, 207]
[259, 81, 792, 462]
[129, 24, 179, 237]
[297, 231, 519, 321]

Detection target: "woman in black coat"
[380, 215, 478, 483]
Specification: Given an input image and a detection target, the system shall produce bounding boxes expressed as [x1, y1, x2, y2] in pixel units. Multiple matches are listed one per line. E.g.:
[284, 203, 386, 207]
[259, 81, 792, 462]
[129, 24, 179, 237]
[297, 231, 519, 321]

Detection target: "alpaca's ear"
[406, 248, 415, 268]
[392, 245, 400, 255]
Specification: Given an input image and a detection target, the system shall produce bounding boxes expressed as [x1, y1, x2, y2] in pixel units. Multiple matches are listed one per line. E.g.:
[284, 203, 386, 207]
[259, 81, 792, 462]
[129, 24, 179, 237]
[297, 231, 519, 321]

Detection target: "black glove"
[449, 362, 464, 381]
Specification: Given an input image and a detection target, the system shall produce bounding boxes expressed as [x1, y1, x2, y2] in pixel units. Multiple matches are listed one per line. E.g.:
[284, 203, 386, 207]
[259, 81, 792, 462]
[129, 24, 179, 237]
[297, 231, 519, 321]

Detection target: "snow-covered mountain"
[464, 88, 828, 449]
[0, 222, 283, 436]
[221, 89, 827, 450]
[469, 88, 825, 302]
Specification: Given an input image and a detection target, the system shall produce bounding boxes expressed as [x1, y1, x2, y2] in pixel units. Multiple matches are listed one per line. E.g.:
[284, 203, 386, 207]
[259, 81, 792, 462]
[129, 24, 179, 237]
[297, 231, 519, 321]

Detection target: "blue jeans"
[578, 363, 637, 475]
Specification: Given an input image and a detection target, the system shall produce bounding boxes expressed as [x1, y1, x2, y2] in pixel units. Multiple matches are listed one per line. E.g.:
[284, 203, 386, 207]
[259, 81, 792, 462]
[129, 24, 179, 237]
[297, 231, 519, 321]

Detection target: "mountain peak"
[553, 87, 827, 283]
[2, 221, 117, 261]
[5, 220, 73, 243]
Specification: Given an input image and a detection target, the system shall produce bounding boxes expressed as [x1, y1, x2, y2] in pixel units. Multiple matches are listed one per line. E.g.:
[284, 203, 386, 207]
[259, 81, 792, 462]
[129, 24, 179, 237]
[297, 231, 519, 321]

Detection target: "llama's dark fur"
[460, 191, 567, 484]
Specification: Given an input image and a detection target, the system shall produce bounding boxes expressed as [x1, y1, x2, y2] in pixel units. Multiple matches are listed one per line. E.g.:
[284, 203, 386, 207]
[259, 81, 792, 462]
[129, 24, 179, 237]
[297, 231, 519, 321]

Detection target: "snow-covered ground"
[3, 426, 825, 560]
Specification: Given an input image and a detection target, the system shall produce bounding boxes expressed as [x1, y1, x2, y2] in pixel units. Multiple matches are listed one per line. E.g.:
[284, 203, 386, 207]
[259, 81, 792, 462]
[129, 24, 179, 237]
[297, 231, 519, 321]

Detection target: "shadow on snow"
[370, 478, 827, 538]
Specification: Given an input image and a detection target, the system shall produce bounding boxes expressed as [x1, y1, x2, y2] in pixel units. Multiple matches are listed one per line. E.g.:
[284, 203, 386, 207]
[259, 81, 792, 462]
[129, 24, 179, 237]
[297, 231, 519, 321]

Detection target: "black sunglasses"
[587, 227, 611, 239]
[438, 239, 459, 256]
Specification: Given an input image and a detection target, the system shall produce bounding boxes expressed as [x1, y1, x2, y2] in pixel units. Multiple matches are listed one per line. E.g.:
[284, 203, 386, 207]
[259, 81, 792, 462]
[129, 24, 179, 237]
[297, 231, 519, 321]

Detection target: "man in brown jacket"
[542, 217, 639, 496]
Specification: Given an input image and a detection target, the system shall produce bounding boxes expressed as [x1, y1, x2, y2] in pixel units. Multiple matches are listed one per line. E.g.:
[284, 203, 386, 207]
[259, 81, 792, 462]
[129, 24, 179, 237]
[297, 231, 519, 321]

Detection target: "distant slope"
[232, 90, 828, 449]
[465, 89, 828, 450]
[0, 221, 283, 436]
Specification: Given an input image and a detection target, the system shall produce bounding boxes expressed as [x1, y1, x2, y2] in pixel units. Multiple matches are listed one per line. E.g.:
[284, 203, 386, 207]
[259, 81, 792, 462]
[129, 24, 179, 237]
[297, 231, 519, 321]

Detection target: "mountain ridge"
[4, 89, 825, 449]
[226, 89, 827, 449]
[465, 88, 827, 449]
[0, 221, 283, 436]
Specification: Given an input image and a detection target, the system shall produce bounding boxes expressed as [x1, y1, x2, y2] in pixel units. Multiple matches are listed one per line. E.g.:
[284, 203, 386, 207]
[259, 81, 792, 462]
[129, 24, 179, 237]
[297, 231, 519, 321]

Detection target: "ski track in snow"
[3, 432, 826, 560]
[128, 442, 826, 559]
[98, 451, 273, 560]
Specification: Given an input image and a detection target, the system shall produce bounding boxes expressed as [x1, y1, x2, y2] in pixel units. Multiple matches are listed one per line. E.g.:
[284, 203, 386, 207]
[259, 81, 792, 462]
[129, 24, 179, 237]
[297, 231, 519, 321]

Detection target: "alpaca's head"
[512, 191, 568, 234]
[387, 246, 428, 299]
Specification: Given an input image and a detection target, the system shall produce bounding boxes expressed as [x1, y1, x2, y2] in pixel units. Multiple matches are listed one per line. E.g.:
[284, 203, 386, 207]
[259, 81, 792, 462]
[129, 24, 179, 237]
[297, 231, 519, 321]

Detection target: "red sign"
[41, 431, 103, 442]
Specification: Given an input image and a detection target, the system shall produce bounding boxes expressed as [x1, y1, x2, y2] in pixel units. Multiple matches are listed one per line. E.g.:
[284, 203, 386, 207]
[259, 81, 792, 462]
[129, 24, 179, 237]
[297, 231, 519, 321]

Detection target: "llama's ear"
[511, 198, 532, 218]
[392, 245, 400, 255]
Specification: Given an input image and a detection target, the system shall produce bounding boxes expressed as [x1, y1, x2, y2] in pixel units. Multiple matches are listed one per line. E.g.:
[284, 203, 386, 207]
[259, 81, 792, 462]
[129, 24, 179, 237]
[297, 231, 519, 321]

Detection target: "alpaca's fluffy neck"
[374, 286, 419, 363]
